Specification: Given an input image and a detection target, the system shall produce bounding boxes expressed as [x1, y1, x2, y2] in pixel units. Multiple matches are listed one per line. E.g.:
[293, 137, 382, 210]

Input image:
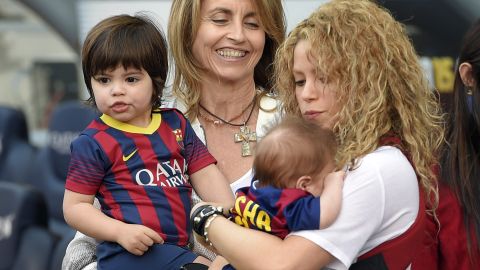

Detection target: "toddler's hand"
[116, 223, 164, 256]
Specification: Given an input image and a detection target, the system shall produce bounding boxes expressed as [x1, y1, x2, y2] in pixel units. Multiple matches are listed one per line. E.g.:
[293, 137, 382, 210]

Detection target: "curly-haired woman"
[190, 1, 444, 269]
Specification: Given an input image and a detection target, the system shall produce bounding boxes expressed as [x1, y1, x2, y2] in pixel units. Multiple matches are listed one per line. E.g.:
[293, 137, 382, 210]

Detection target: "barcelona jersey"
[230, 181, 320, 239]
[65, 108, 216, 246]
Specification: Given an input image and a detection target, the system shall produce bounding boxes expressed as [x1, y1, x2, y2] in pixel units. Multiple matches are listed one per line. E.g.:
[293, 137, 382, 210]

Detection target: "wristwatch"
[191, 204, 225, 236]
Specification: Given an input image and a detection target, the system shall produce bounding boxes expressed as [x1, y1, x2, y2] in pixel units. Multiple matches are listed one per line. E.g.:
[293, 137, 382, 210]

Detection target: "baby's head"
[82, 14, 168, 109]
[253, 116, 336, 194]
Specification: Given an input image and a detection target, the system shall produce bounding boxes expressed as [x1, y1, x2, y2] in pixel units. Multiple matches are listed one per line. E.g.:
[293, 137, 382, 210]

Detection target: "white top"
[291, 146, 419, 270]
[229, 168, 253, 194]
[172, 94, 280, 193]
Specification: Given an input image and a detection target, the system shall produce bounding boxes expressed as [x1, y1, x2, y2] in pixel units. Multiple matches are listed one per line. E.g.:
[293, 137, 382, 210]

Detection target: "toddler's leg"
[193, 255, 212, 266]
[209, 255, 233, 270]
[98, 242, 202, 269]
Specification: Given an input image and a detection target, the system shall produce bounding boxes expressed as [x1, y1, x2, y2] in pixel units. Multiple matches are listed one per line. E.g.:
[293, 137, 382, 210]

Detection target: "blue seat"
[28, 101, 97, 236]
[10, 227, 57, 270]
[0, 106, 29, 142]
[49, 229, 75, 270]
[0, 181, 55, 270]
[0, 106, 36, 183]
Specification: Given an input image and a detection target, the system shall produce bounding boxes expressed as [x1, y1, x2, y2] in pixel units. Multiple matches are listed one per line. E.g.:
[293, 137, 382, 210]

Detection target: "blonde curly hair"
[274, 0, 444, 206]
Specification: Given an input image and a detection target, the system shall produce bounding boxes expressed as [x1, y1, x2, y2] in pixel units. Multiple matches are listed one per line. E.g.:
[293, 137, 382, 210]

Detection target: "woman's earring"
[466, 86, 473, 96]
[466, 87, 474, 114]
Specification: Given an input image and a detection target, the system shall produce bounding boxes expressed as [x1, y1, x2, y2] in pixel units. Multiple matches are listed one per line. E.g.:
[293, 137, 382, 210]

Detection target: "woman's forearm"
[206, 216, 334, 270]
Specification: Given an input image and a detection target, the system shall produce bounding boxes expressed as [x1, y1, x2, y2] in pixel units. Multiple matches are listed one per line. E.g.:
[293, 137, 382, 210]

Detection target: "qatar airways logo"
[135, 159, 189, 187]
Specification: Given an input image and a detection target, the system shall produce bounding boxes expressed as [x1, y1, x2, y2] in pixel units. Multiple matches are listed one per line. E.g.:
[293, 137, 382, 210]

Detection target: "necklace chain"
[198, 89, 258, 157]
[199, 95, 256, 127]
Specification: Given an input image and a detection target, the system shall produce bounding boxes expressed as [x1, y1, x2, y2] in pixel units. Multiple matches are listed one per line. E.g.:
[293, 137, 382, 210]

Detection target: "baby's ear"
[296, 175, 312, 191]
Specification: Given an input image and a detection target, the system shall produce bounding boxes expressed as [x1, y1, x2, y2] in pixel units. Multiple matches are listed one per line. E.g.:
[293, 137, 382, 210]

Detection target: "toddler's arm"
[63, 190, 163, 256]
[190, 164, 235, 209]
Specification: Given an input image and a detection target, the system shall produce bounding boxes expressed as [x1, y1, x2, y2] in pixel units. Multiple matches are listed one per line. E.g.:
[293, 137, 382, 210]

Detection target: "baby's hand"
[319, 170, 345, 228]
[324, 170, 345, 188]
[116, 224, 164, 256]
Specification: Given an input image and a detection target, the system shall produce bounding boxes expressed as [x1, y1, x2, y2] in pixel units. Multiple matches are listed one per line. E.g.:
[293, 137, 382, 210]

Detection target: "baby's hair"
[253, 116, 336, 188]
[82, 13, 168, 109]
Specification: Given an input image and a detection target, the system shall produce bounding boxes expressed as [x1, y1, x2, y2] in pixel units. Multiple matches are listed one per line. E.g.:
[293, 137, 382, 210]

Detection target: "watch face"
[201, 206, 216, 216]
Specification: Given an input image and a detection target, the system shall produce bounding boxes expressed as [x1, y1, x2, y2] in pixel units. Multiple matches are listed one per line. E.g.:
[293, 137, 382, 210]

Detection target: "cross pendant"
[234, 125, 257, 157]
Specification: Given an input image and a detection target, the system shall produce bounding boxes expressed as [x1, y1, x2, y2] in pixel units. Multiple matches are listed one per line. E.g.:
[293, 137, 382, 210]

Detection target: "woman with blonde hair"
[63, 0, 286, 269]
[190, 0, 444, 269]
[167, 0, 285, 192]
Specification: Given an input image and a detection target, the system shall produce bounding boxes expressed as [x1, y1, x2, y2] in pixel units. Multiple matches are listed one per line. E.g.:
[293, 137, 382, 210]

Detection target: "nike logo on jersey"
[122, 149, 138, 162]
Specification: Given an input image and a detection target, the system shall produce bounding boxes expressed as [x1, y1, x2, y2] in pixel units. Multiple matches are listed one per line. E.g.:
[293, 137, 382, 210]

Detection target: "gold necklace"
[199, 95, 257, 157]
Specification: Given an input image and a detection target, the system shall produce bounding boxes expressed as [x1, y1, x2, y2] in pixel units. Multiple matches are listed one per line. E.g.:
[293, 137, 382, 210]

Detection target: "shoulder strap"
[350, 188, 426, 270]
[350, 133, 427, 270]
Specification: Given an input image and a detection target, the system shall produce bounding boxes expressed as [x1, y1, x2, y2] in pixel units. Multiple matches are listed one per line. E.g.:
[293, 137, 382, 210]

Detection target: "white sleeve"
[290, 147, 418, 269]
[62, 231, 98, 270]
[62, 200, 100, 270]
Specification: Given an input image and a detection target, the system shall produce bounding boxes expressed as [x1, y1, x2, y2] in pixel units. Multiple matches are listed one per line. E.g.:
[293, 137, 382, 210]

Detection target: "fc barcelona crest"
[173, 129, 184, 148]
[173, 129, 183, 141]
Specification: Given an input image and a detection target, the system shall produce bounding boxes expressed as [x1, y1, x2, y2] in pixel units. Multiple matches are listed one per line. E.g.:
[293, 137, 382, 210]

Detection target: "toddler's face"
[91, 65, 154, 127]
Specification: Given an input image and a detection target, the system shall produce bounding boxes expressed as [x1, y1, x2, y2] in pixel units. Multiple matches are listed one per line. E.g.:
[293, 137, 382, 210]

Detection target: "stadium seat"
[10, 227, 57, 270]
[28, 100, 97, 236]
[0, 106, 29, 142]
[0, 106, 36, 183]
[49, 229, 75, 270]
[0, 181, 55, 270]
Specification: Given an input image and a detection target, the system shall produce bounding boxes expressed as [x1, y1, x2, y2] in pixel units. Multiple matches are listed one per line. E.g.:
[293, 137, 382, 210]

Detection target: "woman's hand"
[190, 202, 228, 254]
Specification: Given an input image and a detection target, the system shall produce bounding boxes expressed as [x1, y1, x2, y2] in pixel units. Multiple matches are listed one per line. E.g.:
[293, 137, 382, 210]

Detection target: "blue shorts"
[222, 264, 236, 270]
[97, 241, 198, 270]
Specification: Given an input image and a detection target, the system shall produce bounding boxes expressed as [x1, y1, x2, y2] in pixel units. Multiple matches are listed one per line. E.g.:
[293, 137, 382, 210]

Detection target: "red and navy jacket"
[412, 181, 480, 270]
[230, 181, 320, 239]
[65, 108, 216, 246]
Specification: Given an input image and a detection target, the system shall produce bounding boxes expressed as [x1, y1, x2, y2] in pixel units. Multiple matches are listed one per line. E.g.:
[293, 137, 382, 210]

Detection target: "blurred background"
[0, 0, 478, 269]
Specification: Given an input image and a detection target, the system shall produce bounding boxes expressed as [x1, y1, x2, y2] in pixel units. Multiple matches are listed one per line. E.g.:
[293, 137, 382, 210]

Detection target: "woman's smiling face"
[192, 0, 266, 83]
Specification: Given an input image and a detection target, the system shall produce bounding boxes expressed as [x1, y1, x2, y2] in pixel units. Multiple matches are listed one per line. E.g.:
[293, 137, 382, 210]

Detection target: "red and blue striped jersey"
[230, 181, 320, 239]
[65, 108, 216, 246]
